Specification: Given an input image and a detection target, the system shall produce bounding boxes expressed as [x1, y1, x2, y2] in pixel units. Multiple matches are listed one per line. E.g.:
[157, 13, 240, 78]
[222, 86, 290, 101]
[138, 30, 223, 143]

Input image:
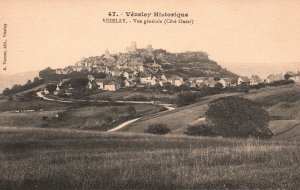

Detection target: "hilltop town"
[1, 42, 299, 103]
[34, 42, 298, 97]
[49, 42, 235, 92]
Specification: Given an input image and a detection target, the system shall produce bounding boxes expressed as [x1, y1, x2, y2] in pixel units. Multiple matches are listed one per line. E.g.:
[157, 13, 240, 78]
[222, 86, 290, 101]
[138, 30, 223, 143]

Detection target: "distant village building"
[104, 82, 120, 91]
[87, 75, 95, 82]
[95, 79, 105, 89]
[206, 78, 217, 88]
[126, 41, 137, 53]
[167, 75, 184, 86]
[124, 79, 132, 87]
[104, 48, 110, 59]
[289, 72, 300, 83]
[51, 42, 259, 94]
[188, 77, 205, 87]
[159, 80, 171, 87]
[149, 62, 162, 71]
[140, 74, 157, 86]
[238, 76, 250, 85]
[147, 44, 153, 55]
[111, 68, 121, 77]
[265, 73, 284, 83]
[123, 71, 135, 80]
[250, 75, 262, 86]
[219, 78, 232, 88]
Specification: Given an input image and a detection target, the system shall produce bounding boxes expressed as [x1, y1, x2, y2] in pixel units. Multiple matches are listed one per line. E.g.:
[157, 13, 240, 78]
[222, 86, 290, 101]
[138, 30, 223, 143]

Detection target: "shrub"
[184, 124, 216, 136]
[240, 83, 250, 93]
[144, 123, 170, 135]
[205, 96, 272, 139]
[213, 82, 223, 93]
[45, 83, 57, 93]
[268, 80, 294, 86]
[176, 92, 198, 107]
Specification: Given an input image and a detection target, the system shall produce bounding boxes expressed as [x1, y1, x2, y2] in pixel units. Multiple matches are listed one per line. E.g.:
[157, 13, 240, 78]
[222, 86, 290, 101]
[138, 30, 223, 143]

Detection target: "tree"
[12, 84, 22, 91]
[45, 83, 57, 93]
[214, 77, 221, 81]
[92, 72, 106, 79]
[205, 96, 272, 139]
[213, 82, 223, 93]
[240, 82, 250, 93]
[144, 123, 170, 135]
[39, 67, 56, 80]
[284, 73, 291, 80]
[69, 77, 89, 91]
[2, 88, 10, 95]
[33, 77, 40, 83]
[26, 80, 32, 85]
[176, 92, 198, 106]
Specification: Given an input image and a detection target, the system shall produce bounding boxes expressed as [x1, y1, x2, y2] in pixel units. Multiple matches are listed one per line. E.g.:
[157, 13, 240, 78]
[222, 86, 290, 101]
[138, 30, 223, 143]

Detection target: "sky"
[0, 0, 300, 78]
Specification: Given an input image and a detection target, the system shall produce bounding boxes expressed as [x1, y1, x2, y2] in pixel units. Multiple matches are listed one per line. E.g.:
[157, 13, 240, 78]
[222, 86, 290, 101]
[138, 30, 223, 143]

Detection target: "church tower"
[105, 48, 110, 58]
[131, 41, 137, 51]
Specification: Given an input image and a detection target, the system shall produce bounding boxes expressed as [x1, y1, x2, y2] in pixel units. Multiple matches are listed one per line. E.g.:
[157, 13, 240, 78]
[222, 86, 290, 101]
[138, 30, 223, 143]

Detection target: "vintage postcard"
[0, 0, 299, 189]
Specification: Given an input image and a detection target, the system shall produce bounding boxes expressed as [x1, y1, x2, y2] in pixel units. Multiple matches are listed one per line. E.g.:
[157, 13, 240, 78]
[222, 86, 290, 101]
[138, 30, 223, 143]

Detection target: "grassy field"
[0, 104, 163, 130]
[126, 84, 300, 134]
[0, 99, 68, 112]
[0, 127, 299, 189]
[0, 84, 300, 189]
[0, 111, 63, 128]
[89, 89, 177, 103]
[43, 104, 164, 130]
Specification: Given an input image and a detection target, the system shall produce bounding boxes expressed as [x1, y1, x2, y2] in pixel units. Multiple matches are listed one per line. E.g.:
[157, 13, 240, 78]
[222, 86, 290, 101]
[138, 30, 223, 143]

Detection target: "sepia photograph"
[0, 0, 299, 189]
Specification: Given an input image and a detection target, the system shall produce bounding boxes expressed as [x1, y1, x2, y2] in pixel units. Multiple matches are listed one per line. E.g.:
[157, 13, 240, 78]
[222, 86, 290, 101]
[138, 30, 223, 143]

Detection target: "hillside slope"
[125, 84, 300, 139]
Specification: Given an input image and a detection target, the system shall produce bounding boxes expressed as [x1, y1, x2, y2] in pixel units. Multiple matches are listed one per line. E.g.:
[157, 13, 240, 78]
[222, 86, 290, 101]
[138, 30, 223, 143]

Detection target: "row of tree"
[39, 67, 106, 81]
[2, 77, 44, 96]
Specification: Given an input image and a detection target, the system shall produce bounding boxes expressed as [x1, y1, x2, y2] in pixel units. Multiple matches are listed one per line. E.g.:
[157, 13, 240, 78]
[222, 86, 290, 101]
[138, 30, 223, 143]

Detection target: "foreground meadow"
[0, 127, 299, 189]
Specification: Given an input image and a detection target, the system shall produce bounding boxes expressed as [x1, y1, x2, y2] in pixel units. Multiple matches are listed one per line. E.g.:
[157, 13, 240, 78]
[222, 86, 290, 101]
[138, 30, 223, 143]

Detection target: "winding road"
[36, 91, 176, 132]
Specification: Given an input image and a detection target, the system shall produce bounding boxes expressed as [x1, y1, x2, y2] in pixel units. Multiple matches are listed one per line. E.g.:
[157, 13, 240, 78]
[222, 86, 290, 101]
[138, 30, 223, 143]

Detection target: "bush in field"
[144, 123, 170, 135]
[205, 96, 273, 139]
[213, 82, 223, 93]
[176, 92, 198, 106]
[45, 83, 57, 93]
[268, 80, 294, 86]
[240, 83, 250, 93]
[184, 124, 216, 136]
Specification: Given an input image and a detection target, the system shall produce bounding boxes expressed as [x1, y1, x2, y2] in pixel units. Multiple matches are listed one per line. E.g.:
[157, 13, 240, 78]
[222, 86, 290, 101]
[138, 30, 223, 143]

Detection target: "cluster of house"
[286, 71, 300, 83]
[48, 70, 300, 96]
[86, 73, 185, 92]
[49, 42, 300, 94]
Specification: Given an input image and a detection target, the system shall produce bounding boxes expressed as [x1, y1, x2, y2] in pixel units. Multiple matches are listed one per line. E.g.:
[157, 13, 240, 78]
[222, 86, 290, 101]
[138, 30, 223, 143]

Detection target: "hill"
[55, 44, 238, 80]
[125, 84, 300, 140]
[158, 50, 237, 78]
[0, 44, 238, 96]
